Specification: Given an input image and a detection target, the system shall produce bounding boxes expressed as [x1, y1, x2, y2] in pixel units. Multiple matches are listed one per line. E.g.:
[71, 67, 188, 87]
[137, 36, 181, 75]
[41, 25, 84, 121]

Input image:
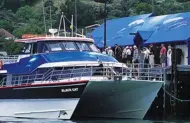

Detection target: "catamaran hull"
[0, 99, 79, 119]
[0, 81, 88, 119]
[0, 80, 163, 119]
[72, 80, 163, 119]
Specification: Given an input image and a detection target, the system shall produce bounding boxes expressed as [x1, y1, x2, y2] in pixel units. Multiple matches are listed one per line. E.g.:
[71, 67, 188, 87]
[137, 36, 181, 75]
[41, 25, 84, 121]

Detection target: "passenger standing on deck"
[143, 47, 150, 64]
[122, 46, 128, 63]
[107, 46, 114, 57]
[122, 46, 131, 64]
[160, 44, 167, 67]
[130, 46, 133, 63]
[167, 45, 172, 66]
[114, 44, 122, 62]
[132, 45, 139, 63]
[102, 48, 106, 54]
[149, 44, 155, 67]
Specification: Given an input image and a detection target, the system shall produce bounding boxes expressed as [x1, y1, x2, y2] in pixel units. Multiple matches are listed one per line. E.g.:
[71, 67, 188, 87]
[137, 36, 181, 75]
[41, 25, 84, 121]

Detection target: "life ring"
[0, 61, 3, 69]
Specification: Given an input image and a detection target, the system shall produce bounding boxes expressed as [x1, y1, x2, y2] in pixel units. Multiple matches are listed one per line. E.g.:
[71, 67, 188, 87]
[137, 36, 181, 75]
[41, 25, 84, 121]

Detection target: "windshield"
[39, 41, 100, 53]
[88, 43, 100, 52]
[49, 42, 62, 51]
[62, 42, 77, 50]
[76, 42, 90, 51]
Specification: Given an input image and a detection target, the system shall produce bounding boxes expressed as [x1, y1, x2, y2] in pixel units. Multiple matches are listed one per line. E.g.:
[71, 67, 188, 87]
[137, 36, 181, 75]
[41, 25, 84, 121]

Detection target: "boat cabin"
[16, 37, 100, 55]
[0, 36, 130, 87]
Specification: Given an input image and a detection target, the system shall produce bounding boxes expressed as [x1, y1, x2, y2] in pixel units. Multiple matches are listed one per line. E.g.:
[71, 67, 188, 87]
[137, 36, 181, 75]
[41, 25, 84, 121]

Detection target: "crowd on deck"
[101, 43, 183, 67]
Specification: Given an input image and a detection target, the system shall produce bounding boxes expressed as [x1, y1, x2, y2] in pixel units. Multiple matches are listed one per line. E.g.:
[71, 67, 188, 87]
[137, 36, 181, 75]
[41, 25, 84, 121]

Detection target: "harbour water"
[0, 117, 189, 123]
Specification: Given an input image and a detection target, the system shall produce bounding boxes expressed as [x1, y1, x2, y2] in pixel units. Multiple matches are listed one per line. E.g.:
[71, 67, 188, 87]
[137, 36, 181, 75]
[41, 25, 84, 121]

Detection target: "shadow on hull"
[72, 80, 163, 119]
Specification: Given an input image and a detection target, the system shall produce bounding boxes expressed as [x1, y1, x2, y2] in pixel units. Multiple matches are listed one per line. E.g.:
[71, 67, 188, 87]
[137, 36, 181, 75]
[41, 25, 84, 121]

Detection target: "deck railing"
[0, 63, 164, 87]
[0, 55, 19, 64]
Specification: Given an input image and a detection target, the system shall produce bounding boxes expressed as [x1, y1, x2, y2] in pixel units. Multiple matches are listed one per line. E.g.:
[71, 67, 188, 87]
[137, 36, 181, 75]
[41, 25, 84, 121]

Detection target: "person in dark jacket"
[114, 44, 122, 62]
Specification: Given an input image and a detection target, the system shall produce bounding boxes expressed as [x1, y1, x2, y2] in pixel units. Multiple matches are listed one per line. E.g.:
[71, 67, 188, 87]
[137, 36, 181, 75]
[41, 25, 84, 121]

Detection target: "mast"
[63, 14, 66, 37]
[42, 0, 47, 35]
[58, 12, 66, 37]
[49, 0, 53, 29]
[75, 0, 77, 37]
[71, 15, 74, 37]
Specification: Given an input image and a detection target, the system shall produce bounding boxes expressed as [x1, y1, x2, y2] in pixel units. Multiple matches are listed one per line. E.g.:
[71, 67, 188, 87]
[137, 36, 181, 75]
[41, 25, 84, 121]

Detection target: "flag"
[70, 16, 73, 30]
[70, 25, 73, 30]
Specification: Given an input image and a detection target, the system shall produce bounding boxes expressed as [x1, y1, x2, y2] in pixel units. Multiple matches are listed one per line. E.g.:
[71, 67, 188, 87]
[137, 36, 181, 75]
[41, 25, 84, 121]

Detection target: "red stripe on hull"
[0, 80, 89, 89]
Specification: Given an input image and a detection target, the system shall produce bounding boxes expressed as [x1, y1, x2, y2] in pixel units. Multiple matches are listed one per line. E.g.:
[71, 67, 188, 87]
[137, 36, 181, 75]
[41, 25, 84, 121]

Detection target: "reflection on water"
[0, 117, 187, 123]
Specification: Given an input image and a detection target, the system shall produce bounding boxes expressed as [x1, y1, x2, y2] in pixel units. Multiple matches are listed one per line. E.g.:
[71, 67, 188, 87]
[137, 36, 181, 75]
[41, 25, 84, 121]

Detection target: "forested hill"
[0, 0, 190, 38]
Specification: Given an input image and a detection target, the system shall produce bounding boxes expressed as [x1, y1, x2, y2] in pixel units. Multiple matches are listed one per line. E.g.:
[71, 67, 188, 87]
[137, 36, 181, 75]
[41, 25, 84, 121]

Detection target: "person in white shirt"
[122, 46, 131, 64]
[167, 45, 172, 66]
[107, 46, 114, 56]
[143, 47, 150, 64]
[149, 44, 155, 68]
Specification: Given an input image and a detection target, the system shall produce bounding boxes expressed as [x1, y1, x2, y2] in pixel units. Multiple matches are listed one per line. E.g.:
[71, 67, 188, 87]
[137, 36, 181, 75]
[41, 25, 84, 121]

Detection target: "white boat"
[0, 14, 164, 120]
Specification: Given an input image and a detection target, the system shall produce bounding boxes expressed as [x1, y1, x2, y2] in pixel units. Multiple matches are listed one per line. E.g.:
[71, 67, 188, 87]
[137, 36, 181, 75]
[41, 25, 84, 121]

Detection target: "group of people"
[101, 44, 173, 67]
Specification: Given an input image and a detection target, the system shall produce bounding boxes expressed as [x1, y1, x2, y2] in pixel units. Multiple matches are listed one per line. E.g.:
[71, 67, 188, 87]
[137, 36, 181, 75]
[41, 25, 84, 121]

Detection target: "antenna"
[58, 12, 66, 37]
[42, 0, 47, 35]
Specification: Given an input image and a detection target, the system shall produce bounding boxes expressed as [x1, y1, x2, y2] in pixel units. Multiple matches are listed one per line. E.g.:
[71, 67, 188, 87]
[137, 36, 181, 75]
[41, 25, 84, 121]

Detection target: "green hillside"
[1, 0, 190, 36]
[0, 0, 190, 54]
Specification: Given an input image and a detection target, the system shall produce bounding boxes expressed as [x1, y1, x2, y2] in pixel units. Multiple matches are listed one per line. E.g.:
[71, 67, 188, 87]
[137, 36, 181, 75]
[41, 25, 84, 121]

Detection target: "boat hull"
[0, 99, 79, 119]
[72, 80, 163, 119]
[0, 81, 88, 119]
[0, 80, 163, 119]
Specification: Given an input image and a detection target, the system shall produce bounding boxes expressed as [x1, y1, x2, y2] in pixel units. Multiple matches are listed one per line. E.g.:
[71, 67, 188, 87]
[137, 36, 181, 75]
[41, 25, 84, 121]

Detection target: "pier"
[145, 64, 190, 120]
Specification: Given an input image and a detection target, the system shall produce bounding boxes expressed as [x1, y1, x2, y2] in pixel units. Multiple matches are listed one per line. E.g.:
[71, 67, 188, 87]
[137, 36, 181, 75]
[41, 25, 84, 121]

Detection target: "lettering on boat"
[61, 88, 78, 92]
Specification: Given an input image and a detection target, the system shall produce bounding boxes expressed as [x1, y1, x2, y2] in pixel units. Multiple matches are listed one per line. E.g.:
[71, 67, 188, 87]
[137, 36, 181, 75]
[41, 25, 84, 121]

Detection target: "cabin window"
[20, 43, 32, 54]
[42, 44, 49, 53]
[62, 42, 76, 50]
[88, 43, 100, 52]
[76, 42, 90, 51]
[49, 42, 62, 51]
[37, 40, 98, 53]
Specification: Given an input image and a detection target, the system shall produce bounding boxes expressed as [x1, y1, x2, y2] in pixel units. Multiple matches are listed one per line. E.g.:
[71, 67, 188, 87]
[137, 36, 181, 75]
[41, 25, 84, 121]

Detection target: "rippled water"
[0, 117, 189, 123]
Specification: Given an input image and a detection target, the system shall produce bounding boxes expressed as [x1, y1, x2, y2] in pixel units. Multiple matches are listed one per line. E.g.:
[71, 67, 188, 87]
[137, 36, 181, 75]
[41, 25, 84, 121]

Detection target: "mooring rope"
[162, 87, 190, 102]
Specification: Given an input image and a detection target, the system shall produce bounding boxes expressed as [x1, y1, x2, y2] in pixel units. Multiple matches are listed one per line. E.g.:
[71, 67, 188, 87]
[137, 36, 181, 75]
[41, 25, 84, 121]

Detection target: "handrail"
[0, 55, 19, 64]
[0, 63, 164, 87]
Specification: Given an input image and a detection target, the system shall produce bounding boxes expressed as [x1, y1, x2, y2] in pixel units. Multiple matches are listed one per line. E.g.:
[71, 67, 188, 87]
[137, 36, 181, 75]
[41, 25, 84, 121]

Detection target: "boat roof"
[37, 61, 127, 68]
[15, 36, 94, 43]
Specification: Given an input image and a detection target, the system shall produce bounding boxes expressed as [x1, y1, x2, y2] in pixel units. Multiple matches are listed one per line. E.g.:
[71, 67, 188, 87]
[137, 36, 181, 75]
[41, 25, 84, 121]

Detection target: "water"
[0, 117, 189, 123]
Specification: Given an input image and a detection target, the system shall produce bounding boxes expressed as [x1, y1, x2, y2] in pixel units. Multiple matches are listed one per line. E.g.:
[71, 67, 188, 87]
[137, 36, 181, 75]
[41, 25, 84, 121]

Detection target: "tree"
[3, 39, 23, 55]
[0, 0, 5, 9]
[43, 0, 58, 29]
[60, 0, 97, 28]
[0, 20, 14, 32]
[0, 36, 6, 50]
[13, 23, 43, 37]
[13, 5, 45, 37]
[15, 5, 37, 22]
[135, 2, 152, 14]
[177, 0, 189, 2]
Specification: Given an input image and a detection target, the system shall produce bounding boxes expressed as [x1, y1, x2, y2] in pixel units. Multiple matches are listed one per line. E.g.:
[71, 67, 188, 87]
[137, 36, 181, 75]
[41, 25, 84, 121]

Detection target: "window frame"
[62, 41, 78, 51]
[75, 42, 91, 51]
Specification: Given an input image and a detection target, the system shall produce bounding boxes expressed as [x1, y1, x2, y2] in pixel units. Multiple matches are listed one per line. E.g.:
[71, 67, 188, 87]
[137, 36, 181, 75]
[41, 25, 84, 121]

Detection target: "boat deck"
[0, 63, 164, 88]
